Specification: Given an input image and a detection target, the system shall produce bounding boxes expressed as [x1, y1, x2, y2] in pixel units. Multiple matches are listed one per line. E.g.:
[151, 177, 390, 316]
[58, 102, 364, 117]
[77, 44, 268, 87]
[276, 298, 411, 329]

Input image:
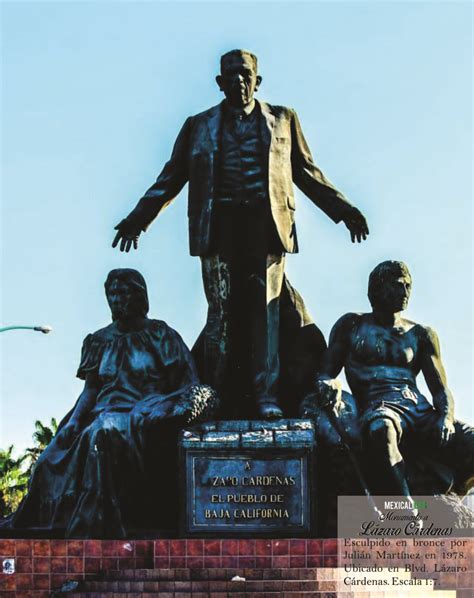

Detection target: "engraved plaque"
[184, 449, 312, 536]
[180, 420, 315, 536]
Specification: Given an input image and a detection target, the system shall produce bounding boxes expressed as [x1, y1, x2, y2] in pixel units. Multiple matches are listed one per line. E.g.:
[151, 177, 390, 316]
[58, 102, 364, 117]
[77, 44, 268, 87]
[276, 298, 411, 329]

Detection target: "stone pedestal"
[179, 419, 315, 537]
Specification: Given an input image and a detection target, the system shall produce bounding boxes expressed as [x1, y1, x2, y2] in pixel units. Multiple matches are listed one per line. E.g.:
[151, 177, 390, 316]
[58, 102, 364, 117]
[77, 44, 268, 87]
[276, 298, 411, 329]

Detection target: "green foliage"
[0, 446, 29, 516]
[25, 418, 58, 463]
[0, 418, 58, 518]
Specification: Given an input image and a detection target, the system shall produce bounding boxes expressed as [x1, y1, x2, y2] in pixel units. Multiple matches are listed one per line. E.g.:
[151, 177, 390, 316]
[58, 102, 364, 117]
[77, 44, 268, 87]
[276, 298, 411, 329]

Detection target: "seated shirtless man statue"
[310, 260, 473, 501]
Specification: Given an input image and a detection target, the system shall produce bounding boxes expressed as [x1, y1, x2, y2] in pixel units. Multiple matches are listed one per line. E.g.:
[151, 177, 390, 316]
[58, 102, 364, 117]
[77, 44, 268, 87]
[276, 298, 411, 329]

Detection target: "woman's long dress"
[8, 319, 214, 537]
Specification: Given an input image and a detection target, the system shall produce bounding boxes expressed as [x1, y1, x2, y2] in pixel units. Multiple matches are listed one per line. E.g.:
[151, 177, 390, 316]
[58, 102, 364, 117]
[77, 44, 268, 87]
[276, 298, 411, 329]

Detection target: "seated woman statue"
[4, 268, 218, 538]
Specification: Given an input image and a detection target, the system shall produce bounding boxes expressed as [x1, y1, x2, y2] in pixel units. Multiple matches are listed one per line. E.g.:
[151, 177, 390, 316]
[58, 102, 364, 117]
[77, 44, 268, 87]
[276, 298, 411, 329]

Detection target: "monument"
[1, 51, 472, 547]
[1, 8, 473, 595]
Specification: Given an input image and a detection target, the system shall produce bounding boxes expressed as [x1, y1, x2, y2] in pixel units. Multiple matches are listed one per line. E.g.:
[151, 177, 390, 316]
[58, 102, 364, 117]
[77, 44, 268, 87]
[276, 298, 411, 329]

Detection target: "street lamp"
[0, 325, 53, 334]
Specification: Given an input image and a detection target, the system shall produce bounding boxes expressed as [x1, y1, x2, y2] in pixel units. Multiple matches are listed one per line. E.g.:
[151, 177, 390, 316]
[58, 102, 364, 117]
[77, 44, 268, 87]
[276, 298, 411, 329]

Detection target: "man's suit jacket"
[125, 100, 353, 256]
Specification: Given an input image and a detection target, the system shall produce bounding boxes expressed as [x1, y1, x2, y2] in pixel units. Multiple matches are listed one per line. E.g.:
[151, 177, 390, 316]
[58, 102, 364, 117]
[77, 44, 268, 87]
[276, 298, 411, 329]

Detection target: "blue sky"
[1, 1, 472, 453]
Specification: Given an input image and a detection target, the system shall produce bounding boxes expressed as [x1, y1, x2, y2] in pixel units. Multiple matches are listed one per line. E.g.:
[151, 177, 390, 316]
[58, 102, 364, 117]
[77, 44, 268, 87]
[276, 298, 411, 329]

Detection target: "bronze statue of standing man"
[112, 49, 369, 419]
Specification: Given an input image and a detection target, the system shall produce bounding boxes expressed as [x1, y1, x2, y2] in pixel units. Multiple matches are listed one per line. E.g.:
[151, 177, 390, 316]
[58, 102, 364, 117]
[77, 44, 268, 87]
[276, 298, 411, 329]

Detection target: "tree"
[25, 418, 58, 464]
[0, 446, 29, 517]
[0, 417, 58, 517]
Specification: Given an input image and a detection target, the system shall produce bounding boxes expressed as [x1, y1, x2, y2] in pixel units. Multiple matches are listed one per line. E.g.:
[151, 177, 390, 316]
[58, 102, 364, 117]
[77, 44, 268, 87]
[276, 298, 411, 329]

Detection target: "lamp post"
[0, 325, 53, 334]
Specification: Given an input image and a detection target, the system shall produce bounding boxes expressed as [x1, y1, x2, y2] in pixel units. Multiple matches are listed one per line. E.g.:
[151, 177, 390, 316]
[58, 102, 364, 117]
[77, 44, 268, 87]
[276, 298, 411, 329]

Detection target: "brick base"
[0, 538, 472, 596]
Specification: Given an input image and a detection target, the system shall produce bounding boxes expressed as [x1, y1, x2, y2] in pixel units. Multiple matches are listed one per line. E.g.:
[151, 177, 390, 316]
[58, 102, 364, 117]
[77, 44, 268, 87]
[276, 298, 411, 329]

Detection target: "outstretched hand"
[343, 207, 369, 243]
[112, 219, 142, 252]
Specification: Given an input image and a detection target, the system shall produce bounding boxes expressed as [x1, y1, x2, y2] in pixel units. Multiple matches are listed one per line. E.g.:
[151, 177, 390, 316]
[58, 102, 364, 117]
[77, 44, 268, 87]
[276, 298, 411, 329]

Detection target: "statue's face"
[216, 54, 261, 108]
[106, 279, 135, 320]
[377, 273, 412, 313]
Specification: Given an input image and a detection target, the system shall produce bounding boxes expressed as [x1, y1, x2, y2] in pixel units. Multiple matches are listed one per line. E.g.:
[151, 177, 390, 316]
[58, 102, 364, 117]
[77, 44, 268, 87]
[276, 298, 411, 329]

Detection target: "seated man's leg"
[365, 416, 411, 497]
[444, 420, 474, 496]
[410, 412, 474, 496]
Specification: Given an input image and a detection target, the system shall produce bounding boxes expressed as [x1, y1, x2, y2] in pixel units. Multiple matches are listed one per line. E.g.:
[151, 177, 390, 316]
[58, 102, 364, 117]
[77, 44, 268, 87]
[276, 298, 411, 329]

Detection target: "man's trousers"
[199, 253, 286, 417]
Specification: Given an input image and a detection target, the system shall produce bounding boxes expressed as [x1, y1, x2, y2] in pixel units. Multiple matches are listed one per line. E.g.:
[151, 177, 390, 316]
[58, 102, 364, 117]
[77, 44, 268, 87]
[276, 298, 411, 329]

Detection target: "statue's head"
[368, 260, 412, 313]
[216, 49, 262, 108]
[104, 268, 149, 321]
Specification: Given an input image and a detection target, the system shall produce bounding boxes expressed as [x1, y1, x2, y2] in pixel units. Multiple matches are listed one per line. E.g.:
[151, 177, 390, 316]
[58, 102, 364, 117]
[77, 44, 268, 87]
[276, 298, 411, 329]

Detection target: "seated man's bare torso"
[343, 313, 425, 398]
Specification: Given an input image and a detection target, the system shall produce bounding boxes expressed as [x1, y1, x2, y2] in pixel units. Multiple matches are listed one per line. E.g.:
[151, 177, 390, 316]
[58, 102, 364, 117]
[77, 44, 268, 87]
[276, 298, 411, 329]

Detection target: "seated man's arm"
[314, 314, 355, 409]
[321, 313, 355, 377]
[420, 326, 455, 445]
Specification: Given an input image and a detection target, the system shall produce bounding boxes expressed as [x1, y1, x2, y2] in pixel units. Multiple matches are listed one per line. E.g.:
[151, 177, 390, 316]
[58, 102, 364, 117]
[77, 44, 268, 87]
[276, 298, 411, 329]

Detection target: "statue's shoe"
[258, 402, 284, 420]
